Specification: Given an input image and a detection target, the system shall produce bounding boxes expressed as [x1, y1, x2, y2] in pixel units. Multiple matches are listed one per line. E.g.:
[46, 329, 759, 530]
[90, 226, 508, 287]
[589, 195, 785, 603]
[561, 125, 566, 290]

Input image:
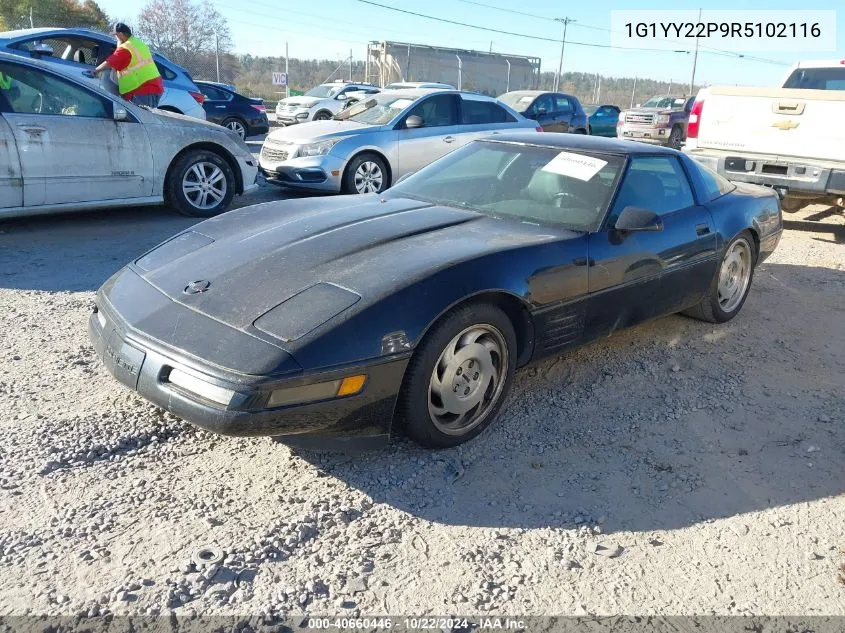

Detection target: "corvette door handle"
[696, 223, 711, 236]
[443, 136, 455, 143]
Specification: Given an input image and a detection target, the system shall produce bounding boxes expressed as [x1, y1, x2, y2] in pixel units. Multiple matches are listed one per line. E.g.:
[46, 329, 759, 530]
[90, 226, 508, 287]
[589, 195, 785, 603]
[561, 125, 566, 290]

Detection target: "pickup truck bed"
[683, 86, 845, 212]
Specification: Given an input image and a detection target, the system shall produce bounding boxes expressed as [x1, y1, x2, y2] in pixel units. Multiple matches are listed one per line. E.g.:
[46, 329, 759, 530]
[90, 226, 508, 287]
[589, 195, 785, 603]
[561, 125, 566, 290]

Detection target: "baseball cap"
[111, 22, 132, 36]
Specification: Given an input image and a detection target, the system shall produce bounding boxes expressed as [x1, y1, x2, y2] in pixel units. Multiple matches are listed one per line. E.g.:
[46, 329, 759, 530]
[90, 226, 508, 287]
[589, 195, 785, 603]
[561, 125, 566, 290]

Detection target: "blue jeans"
[131, 93, 161, 108]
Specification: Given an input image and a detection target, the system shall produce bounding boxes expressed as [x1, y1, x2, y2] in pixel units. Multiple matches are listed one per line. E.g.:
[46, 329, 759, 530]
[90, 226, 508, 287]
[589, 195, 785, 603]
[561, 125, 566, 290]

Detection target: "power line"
[353, 0, 695, 52]
[453, 0, 787, 65]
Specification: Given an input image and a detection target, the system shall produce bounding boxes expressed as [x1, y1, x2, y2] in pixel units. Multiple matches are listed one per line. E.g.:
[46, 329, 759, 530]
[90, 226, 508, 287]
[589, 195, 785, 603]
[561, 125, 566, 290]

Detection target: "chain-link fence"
[11, 3, 702, 110]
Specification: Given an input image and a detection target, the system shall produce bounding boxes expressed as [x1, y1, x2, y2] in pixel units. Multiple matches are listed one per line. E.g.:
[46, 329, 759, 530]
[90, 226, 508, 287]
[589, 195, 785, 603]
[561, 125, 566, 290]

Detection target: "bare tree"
[136, 0, 231, 71]
[0, 0, 109, 30]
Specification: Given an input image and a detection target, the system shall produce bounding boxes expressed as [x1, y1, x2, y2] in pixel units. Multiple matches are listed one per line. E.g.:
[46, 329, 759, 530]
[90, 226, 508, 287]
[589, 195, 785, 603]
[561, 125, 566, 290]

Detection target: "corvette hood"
[133, 196, 569, 332]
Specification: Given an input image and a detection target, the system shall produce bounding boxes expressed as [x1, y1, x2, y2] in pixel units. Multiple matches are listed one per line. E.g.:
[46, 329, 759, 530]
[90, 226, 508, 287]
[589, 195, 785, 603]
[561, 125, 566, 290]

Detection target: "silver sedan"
[0, 52, 258, 219]
[258, 89, 540, 194]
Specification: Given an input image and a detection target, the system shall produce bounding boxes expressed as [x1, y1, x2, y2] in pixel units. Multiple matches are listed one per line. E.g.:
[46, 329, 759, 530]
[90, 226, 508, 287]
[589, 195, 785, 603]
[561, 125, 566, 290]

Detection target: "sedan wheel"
[223, 118, 247, 139]
[354, 161, 384, 194]
[396, 303, 517, 448]
[342, 153, 389, 194]
[166, 150, 236, 217]
[683, 231, 756, 323]
[183, 162, 228, 211]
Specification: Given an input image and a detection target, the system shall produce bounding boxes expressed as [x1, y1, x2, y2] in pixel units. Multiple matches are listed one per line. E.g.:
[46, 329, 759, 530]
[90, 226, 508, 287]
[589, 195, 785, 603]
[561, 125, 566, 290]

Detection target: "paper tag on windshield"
[390, 99, 415, 110]
[518, 96, 534, 104]
[542, 151, 608, 181]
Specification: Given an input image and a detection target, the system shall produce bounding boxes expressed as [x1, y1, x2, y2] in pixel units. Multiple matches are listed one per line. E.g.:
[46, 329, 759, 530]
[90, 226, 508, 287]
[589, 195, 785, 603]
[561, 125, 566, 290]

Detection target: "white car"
[275, 81, 378, 124]
[384, 81, 456, 90]
[0, 52, 258, 219]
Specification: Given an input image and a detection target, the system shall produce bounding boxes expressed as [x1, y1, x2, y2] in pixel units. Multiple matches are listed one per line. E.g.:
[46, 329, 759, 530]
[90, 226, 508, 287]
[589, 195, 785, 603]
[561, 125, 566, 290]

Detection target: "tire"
[683, 231, 757, 323]
[396, 303, 517, 448]
[313, 110, 332, 121]
[222, 117, 247, 139]
[165, 150, 236, 218]
[342, 153, 389, 194]
[668, 125, 684, 150]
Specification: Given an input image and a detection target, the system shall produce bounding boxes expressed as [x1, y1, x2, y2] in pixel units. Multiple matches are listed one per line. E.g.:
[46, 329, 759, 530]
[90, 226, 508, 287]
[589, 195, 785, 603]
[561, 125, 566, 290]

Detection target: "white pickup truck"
[683, 60, 845, 212]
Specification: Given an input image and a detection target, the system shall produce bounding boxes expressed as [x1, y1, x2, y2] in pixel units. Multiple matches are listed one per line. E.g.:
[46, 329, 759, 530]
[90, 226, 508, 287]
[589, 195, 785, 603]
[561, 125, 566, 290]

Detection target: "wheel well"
[313, 109, 333, 119]
[420, 292, 535, 368]
[345, 150, 393, 188]
[164, 143, 243, 197]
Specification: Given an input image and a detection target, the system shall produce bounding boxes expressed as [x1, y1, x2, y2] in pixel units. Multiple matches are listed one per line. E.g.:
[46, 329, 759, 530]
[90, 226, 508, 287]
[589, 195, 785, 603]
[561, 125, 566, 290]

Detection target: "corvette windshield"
[387, 141, 625, 231]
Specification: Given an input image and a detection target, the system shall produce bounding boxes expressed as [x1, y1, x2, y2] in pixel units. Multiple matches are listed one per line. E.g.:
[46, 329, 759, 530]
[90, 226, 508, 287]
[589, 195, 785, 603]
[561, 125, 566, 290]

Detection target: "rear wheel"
[683, 231, 756, 323]
[396, 303, 516, 448]
[342, 153, 389, 194]
[222, 117, 247, 139]
[165, 150, 236, 217]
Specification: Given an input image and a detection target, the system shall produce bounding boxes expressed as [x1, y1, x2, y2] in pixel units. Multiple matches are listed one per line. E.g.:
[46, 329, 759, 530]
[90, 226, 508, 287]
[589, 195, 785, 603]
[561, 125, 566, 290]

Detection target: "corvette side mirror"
[614, 206, 663, 232]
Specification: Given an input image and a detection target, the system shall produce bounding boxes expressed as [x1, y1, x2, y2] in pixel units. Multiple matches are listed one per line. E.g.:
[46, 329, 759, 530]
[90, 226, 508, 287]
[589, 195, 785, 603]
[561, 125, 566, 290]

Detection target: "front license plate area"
[104, 330, 146, 390]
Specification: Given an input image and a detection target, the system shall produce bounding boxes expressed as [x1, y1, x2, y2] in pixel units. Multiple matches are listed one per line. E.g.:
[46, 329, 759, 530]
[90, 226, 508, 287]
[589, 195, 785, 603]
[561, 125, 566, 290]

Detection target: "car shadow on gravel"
[0, 187, 305, 292]
[295, 262, 845, 535]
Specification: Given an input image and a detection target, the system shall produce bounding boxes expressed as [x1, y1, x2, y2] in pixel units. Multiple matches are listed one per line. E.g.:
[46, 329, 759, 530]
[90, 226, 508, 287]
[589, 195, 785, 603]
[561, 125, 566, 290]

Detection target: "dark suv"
[497, 90, 589, 133]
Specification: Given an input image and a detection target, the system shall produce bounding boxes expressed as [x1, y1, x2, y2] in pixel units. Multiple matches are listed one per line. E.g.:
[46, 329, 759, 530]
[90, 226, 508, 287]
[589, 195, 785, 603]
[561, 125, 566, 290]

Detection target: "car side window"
[460, 99, 514, 124]
[608, 156, 696, 224]
[404, 94, 458, 128]
[691, 160, 736, 200]
[532, 94, 554, 115]
[201, 85, 227, 100]
[554, 95, 572, 115]
[0, 62, 111, 119]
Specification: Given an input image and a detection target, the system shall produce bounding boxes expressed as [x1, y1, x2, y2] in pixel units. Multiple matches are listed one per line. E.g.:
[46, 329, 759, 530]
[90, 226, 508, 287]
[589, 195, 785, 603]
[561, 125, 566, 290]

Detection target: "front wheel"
[313, 111, 332, 121]
[342, 153, 389, 194]
[165, 150, 236, 217]
[668, 125, 684, 149]
[396, 303, 517, 448]
[683, 231, 756, 323]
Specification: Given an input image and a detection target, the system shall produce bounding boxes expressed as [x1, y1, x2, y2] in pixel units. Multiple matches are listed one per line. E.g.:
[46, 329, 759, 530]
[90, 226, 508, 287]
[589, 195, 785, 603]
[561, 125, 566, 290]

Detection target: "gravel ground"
[0, 196, 843, 618]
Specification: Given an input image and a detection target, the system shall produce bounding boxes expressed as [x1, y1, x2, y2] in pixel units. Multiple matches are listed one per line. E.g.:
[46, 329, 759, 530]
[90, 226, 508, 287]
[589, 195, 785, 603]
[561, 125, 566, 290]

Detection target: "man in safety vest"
[92, 23, 163, 108]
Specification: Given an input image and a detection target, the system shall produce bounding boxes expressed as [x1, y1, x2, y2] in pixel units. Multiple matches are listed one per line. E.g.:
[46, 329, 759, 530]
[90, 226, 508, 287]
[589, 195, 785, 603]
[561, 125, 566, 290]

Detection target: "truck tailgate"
[695, 86, 845, 162]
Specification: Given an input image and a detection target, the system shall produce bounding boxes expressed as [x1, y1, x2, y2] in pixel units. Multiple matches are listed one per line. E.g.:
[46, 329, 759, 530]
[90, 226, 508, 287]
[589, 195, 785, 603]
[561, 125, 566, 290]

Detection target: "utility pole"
[285, 41, 289, 99]
[489, 41, 493, 53]
[689, 8, 701, 95]
[668, 79, 672, 95]
[349, 48, 353, 81]
[597, 75, 601, 103]
[29, 6, 33, 27]
[215, 31, 220, 83]
[630, 76, 637, 108]
[553, 17, 574, 93]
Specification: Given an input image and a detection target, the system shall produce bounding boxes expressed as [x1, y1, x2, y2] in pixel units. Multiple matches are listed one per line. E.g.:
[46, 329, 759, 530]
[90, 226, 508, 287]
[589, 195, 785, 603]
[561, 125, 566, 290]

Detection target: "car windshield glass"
[386, 141, 625, 232]
[306, 85, 340, 98]
[497, 92, 534, 112]
[337, 93, 417, 124]
[641, 96, 681, 108]
[783, 67, 845, 90]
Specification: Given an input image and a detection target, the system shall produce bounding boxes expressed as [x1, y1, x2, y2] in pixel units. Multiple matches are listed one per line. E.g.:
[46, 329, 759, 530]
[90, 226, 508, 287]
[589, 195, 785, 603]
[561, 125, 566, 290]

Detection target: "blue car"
[584, 104, 620, 137]
[0, 27, 207, 119]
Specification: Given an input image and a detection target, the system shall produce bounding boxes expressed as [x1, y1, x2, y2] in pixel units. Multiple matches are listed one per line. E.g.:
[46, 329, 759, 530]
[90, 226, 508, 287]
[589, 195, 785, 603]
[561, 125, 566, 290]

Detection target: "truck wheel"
[781, 198, 806, 213]
[668, 125, 684, 149]
[166, 150, 236, 217]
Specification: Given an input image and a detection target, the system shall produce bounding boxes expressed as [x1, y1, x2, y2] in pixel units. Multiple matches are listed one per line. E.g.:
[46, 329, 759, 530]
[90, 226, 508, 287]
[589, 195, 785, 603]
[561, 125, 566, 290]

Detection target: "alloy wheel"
[718, 238, 752, 313]
[182, 161, 228, 211]
[428, 324, 508, 436]
[225, 120, 246, 139]
[353, 161, 384, 194]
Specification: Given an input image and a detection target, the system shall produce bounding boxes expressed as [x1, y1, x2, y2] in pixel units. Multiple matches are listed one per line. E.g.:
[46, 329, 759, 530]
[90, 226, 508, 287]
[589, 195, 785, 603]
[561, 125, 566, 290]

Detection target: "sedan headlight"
[298, 138, 342, 157]
[656, 114, 670, 126]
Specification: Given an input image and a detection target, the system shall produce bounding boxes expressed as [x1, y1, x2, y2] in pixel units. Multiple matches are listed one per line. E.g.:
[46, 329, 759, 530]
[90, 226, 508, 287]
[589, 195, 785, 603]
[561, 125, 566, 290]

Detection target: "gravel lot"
[0, 193, 843, 618]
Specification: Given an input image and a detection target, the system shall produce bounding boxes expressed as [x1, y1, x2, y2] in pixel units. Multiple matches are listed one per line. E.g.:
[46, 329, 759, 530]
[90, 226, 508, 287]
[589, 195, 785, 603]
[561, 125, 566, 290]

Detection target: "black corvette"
[90, 134, 782, 449]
